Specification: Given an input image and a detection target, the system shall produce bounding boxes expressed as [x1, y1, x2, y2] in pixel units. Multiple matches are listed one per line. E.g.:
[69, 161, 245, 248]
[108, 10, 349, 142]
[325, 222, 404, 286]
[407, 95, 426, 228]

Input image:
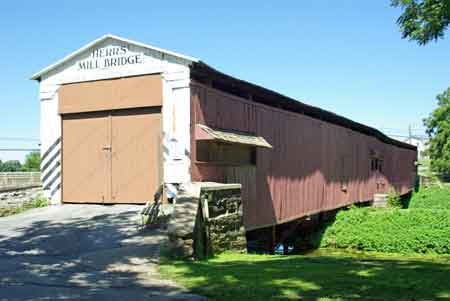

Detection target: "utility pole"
[408, 124, 412, 144]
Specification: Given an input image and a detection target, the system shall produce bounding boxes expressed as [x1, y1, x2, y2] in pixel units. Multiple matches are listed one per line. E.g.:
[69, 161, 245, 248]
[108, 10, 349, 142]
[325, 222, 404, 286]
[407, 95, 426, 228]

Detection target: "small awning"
[195, 124, 272, 148]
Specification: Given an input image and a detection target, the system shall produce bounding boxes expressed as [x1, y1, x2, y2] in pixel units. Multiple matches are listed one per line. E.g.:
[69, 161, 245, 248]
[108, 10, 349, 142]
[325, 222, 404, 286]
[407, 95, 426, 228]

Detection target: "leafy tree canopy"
[392, 0, 450, 45]
[424, 87, 450, 173]
[0, 160, 22, 172]
[22, 151, 41, 172]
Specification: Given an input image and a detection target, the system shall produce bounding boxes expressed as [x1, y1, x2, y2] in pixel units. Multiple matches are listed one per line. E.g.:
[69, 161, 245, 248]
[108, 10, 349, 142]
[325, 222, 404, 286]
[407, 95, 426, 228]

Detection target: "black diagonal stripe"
[42, 161, 61, 184]
[51, 183, 61, 197]
[41, 149, 61, 173]
[44, 171, 61, 190]
[41, 137, 61, 162]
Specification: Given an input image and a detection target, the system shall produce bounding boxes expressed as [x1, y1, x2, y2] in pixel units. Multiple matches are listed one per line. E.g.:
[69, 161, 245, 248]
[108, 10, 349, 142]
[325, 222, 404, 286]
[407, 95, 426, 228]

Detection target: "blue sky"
[0, 1, 449, 161]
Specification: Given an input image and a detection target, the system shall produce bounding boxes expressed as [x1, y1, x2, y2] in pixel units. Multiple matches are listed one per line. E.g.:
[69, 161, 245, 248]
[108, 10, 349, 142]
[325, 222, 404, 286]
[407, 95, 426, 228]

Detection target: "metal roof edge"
[30, 34, 199, 81]
[190, 61, 417, 152]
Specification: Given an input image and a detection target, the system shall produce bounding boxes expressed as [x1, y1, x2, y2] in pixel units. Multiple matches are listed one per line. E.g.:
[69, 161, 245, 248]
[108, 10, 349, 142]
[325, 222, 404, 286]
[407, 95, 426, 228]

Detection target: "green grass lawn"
[316, 206, 450, 254]
[160, 250, 450, 301]
[409, 186, 450, 209]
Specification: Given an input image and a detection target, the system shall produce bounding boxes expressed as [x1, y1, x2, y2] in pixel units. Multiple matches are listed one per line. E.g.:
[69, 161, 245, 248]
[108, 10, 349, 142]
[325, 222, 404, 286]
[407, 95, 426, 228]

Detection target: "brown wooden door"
[62, 108, 161, 204]
[110, 108, 162, 203]
[62, 112, 111, 203]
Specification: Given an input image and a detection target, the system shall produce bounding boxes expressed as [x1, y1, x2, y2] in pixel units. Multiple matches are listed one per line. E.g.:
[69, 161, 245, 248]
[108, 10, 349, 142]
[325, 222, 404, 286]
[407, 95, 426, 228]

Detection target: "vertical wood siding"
[190, 82, 417, 230]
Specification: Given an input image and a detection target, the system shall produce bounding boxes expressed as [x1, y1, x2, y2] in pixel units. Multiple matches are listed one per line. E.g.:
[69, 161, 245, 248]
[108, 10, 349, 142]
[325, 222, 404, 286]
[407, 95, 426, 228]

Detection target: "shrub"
[409, 186, 450, 209]
[387, 189, 403, 208]
[319, 207, 450, 254]
[22, 151, 41, 172]
[22, 198, 48, 210]
[0, 160, 22, 172]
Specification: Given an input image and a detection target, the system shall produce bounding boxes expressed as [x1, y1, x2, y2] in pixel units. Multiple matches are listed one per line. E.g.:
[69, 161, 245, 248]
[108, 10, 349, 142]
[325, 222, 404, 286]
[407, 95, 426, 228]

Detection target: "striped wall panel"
[40, 137, 61, 198]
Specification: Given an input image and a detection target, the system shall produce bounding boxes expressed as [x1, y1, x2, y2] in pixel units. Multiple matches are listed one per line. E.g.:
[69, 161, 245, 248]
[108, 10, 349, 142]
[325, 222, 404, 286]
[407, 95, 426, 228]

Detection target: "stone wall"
[373, 193, 388, 207]
[0, 172, 41, 191]
[202, 187, 246, 255]
[166, 193, 199, 259]
[0, 187, 44, 211]
[207, 213, 246, 255]
[165, 182, 247, 259]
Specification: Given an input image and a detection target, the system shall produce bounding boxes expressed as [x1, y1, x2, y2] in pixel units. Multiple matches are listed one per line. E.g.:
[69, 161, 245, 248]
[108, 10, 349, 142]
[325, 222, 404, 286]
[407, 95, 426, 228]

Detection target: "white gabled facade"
[33, 34, 197, 204]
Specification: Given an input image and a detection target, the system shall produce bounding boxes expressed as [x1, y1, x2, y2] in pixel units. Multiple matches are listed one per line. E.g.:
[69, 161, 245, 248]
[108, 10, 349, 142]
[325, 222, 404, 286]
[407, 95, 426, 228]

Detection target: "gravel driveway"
[0, 204, 203, 301]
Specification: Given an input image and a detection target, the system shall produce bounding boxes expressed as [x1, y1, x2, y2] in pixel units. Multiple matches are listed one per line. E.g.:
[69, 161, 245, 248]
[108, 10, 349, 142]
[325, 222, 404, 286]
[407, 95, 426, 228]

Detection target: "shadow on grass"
[401, 191, 413, 209]
[163, 252, 450, 301]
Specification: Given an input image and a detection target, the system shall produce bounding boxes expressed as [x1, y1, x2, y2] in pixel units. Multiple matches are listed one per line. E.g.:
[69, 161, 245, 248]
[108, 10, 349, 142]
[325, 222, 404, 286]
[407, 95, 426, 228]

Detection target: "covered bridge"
[32, 34, 417, 232]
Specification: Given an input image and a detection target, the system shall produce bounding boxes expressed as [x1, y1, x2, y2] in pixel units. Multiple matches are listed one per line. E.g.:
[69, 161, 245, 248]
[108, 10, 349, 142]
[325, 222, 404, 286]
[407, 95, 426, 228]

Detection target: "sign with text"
[78, 45, 144, 71]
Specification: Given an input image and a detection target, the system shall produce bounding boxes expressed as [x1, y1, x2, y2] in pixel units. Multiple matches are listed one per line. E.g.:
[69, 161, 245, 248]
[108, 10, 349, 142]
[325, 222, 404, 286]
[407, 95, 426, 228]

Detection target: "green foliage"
[417, 158, 444, 186]
[0, 160, 22, 172]
[387, 189, 403, 208]
[0, 198, 48, 217]
[392, 0, 450, 45]
[0, 151, 41, 172]
[21, 151, 41, 172]
[410, 186, 450, 209]
[22, 198, 48, 210]
[160, 251, 450, 301]
[319, 207, 450, 254]
[424, 87, 450, 174]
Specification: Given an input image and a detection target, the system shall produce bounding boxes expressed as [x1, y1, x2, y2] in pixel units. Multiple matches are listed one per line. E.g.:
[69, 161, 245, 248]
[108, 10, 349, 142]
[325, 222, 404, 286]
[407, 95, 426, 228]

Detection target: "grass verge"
[316, 207, 450, 254]
[160, 250, 450, 301]
[0, 198, 48, 217]
[409, 186, 450, 209]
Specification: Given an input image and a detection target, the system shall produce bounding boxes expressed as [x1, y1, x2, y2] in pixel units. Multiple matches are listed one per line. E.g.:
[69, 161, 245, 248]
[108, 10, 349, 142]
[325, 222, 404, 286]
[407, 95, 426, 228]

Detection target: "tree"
[424, 87, 450, 173]
[22, 151, 41, 172]
[391, 0, 450, 45]
[0, 160, 22, 172]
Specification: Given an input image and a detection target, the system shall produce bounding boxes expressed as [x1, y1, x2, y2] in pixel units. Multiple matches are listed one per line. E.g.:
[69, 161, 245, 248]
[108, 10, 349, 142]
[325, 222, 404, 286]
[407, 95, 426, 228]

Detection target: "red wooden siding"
[190, 82, 417, 230]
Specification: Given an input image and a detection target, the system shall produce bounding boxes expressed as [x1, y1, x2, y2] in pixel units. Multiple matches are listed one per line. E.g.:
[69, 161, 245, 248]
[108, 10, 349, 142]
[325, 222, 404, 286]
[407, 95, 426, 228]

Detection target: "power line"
[388, 133, 427, 139]
[0, 148, 40, 152]
[0, 137, 40, 141]
[379, 126, 426, 130]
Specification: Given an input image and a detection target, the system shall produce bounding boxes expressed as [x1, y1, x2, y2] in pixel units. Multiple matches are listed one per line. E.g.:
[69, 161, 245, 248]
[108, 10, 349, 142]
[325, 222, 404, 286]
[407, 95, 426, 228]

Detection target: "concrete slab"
[0, 204, 205, 301]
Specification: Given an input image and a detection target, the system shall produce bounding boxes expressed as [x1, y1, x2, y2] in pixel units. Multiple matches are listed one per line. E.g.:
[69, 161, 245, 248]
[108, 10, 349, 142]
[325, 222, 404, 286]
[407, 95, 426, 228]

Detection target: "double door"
[61, 107, 162, 203]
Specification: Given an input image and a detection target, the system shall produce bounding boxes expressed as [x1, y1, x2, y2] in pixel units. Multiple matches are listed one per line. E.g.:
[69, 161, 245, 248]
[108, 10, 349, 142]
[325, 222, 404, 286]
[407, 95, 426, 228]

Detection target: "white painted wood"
[35, 35, 193, 204]
[39, 38, 192, 86]
[31, 34, 197, 80]
[40, 89, 61, 203]
[162, 83, 191, 183]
